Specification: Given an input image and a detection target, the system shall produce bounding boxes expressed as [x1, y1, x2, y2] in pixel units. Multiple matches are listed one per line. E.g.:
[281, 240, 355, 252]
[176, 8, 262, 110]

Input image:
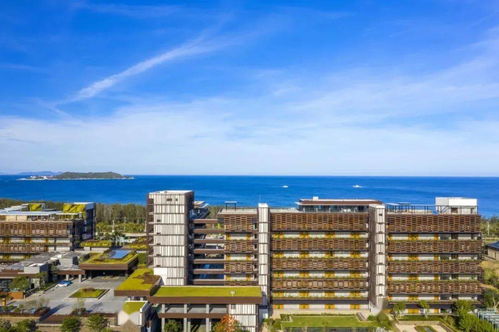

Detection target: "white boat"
[352, 184, 362, 188]
[282, 185, 289, 188]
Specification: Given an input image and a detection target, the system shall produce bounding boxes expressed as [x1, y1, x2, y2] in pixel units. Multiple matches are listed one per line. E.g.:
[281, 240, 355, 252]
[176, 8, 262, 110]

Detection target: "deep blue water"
[0, 175, 498, 216]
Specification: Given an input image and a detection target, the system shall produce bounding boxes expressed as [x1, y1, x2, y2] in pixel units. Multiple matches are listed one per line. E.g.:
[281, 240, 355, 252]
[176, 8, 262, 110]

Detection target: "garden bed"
[279, 314, 378, 329]
[69, 288, 107, 299]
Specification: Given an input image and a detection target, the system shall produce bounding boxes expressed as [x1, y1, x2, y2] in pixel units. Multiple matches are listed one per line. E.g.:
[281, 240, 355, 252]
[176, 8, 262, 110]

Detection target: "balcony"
[271, 213, 368, 231]
[272, 258, 367, 271]
[387, 261, 481, 274]
[224, 262, 256, 274]
[0, 243, 48, 253]
[387, 240, 482, 254]
[387, 281, 481, 294]
[272, 278, 367, 291]
[386, 214, 480, 233]
[272, 238, 367, 251]
[224, 241, 257, 253]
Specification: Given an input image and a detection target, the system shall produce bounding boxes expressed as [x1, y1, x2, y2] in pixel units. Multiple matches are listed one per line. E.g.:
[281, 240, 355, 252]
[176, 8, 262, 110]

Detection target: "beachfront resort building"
[140, 190, 482, 331]
[0, 202, 95, 261]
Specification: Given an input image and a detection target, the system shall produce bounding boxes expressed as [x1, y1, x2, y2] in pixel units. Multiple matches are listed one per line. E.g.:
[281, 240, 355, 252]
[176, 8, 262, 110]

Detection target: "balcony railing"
[386, 204, 477, 215]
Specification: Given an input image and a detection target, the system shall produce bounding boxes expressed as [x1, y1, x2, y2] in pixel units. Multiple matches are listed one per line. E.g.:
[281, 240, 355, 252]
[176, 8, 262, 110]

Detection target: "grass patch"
[122, 301, 146, 314]
[83, 250, 137, 264]
[280, 315, 377, 328]
[81, 240, 112, 248]
[70, 288, 106, 298]
[399, 315, 444, 321]
[153, 286, 261, 298]
[115, 268, 159, 292]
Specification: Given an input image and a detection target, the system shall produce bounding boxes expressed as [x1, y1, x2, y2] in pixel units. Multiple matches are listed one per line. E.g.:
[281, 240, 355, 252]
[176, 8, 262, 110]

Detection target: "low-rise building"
[486, 241, 499, 260]
[0, 202, 95, 261]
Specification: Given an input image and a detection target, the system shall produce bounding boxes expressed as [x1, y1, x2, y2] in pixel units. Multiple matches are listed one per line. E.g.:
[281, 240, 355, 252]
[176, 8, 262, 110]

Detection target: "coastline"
[17, 177, 134, 181]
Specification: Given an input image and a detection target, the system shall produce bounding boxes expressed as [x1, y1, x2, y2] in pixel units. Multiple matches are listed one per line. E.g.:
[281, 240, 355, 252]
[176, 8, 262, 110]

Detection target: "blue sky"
[1, 0, 499, 175]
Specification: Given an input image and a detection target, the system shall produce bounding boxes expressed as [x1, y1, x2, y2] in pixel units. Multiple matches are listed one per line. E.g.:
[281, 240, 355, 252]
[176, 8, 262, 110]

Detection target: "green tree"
[452, 300, 474, 317]
[374, 312, 392, 330]
[418, 300, 430, 318]
[9, 276, 30, 292]
[484, 289, 499, 310]
[391, 302, 406, 320]
[86, 314, 109, 332]
[60, 317, 81, 332]
[0, 319, 11, 332]
[163, 319, 182, 332]
[14, 319, 38, 332]
[458, 314, 475, 332]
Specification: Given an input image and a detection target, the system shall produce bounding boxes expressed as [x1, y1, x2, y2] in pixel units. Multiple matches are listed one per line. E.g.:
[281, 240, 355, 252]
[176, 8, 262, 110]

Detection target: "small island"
[18, 172, 133, 181]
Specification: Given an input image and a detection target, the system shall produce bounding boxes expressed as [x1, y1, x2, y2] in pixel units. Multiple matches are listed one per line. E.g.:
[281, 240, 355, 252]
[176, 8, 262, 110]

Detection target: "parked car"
[56, 280, 72, 287]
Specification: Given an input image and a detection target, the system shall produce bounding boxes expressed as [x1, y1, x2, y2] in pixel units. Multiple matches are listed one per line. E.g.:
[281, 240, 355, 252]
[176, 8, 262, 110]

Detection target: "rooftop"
[487, 241, 499, 250]
[0, 202, 94, 218]
[122, 301, 146, 315]
[82, 250, 137, 265]
[149, 190, 193, 195]
[115, 268, 159, 292]
[218, 208, 257, 215]
[153, 286, 262, 298]
[297, 198, 382, 206]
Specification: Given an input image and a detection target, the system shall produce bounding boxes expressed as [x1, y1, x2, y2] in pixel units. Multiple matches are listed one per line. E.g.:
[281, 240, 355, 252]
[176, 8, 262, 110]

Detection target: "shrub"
[60, 316, 81, 332]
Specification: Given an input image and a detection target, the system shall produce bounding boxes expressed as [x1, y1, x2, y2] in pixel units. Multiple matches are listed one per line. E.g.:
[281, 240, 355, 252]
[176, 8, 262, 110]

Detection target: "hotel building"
[0, 202, 95, 261]
[143, 190, 481, 331]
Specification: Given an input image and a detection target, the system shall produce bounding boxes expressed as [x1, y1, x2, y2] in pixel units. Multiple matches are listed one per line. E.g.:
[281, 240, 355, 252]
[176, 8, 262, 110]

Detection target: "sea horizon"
[1, 174, 498, 217]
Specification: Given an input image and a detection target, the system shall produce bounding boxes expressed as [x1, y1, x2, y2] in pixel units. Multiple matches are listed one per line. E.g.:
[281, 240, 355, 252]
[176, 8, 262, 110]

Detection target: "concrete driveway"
[13, 276, 127, 315]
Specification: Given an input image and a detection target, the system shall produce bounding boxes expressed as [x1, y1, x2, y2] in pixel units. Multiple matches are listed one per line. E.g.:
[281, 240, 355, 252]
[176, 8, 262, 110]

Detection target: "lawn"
[70, 288, 107, 298]
[81, 240, 112, 248]
[153, 286, 262, 298]
[481, 260, 499, 277]
[115, 268, 159, 291]
[122, 301, 146, 314]
[83, 250, 137, 264]
[280, 315, 377, 328]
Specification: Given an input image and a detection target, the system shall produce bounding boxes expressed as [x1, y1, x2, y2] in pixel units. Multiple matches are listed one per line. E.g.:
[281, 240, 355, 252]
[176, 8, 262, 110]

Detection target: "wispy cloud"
[72, 2, 179, 18]
[70, 37, 226, 102]
[0, 63, 44, 72]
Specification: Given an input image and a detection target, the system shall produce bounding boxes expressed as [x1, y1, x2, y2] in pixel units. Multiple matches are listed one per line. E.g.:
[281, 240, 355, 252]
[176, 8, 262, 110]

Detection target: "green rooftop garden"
[81, 240, 112, 248]
[115, 268, 159, 291]
[122, 301, 146, 315]
[280, 315, 377, 328]
[83, 250, 137, 264]
[153, 286, 261, 298]
[70, 288, 107, 298]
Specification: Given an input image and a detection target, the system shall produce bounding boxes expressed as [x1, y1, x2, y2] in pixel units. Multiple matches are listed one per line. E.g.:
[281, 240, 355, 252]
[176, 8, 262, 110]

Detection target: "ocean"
[0, 175, 498, 216]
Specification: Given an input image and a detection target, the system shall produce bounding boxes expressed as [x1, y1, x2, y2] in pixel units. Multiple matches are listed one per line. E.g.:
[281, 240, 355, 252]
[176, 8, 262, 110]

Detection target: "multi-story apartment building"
[385, 197, 482, 314]
[144, 190, 482, 331]
[0, 202, 95, 261]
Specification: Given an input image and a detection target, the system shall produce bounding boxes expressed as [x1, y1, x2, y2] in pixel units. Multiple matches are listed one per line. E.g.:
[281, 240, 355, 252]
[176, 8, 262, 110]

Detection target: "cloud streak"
[71, 37, 224, 101]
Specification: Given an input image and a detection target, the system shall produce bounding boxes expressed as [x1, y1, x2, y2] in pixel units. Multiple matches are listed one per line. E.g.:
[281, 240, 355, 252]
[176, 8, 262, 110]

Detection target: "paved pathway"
[12, 276, 127, 315]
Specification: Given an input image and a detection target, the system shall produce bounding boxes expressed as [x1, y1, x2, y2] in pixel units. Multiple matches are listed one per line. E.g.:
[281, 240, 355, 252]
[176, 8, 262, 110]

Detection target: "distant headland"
[18, 171, 133, 181]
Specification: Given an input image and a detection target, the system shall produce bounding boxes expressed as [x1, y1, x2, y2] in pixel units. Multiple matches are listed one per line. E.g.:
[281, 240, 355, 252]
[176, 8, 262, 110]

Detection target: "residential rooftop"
[115, 268, 159, 292]
[153, 286, 262, 298]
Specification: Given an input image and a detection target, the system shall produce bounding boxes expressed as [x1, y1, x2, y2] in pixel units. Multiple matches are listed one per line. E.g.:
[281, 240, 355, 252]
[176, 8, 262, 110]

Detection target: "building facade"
[145, 190, 482, 331]
[0, 202, 95, 261]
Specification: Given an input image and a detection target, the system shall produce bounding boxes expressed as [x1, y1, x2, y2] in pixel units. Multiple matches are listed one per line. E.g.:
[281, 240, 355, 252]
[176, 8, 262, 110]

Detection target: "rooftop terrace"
[115, 268, 160, 293]
[153, 286, 262, 298]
